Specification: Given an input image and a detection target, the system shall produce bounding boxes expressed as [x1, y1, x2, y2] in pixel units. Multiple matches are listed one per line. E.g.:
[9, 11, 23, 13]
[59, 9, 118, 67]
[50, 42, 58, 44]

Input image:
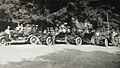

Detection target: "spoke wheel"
[30, 36, 38, 45]
[75, 37, 82, 46]
[46, 37, 53, 46]
[0, 38, 7, 46]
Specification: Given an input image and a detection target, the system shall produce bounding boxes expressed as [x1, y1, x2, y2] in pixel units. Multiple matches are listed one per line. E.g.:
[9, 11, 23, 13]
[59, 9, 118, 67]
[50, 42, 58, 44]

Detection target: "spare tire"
[75, 37, 82, 46]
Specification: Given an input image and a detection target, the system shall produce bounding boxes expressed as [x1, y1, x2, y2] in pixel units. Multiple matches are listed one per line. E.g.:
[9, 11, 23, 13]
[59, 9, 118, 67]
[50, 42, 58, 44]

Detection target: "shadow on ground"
[1, 49, 120, 68]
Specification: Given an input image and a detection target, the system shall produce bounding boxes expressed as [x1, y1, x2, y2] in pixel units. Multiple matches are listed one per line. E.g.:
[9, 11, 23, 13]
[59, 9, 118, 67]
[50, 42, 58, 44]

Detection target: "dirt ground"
[0, 44, 120, 68]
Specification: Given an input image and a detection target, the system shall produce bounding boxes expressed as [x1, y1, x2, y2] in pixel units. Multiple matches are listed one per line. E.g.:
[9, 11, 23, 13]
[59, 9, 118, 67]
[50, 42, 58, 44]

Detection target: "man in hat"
[4, 26, 11, 39]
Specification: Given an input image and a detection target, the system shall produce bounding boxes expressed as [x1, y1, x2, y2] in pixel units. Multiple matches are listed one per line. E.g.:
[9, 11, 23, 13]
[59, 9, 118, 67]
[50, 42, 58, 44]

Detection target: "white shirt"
[5, 29, 10, 34]
[96, 31, 100, 36]
[112, 31, 117, 36]
[59, 25, 67, 33]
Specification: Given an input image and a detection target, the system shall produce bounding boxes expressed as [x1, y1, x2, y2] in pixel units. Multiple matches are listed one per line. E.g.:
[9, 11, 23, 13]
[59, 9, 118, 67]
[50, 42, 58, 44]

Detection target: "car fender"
[27, 35, 34, 40]
[0, 36, 6, 40]
[27, 35, 38, 41]
[0, 36, 5, 39]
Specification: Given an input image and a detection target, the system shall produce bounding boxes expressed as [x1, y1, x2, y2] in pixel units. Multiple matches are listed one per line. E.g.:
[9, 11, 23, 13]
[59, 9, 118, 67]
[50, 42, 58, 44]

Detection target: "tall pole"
[106, 11, 110, 31]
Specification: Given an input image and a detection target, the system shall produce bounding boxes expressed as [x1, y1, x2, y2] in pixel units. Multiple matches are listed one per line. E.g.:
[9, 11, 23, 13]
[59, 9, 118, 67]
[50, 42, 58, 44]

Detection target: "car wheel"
[75, 37, 82, 46]
[105, 39, 109, 47]
[29, 36, 39, 45]
[0, 38, 7, 46]
[46, 37, 53, 46]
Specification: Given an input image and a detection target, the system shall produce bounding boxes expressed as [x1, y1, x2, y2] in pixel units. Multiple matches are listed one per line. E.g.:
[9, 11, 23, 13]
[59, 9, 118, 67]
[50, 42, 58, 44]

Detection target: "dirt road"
[0, 44, 120, 68]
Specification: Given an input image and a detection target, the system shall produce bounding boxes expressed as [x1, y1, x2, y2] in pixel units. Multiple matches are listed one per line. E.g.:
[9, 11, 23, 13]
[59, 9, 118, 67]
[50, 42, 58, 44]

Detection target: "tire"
[75, 37, 82, 46]
[46, 37, 53, 46]
[0, 38, 7, 46]
[105, 39, 109, 47]
[29, 36, 39, 45]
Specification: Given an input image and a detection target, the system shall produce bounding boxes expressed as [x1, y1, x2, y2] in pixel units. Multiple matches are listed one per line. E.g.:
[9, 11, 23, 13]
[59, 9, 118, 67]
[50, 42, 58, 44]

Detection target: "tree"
[0, 0, 120, 31]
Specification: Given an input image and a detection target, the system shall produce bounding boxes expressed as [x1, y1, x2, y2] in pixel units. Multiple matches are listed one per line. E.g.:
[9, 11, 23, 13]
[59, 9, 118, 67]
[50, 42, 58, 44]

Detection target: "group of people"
[95, 27, 118, 40]
[4, 24, 24, 39]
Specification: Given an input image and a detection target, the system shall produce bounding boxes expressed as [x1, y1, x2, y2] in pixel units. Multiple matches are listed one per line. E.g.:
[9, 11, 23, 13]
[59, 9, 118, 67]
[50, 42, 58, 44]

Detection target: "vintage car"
[51, 23, 83, 46]
[91, 28, 119, 47]
[54, 31, 83, 46]
[0, 24, 40, 46]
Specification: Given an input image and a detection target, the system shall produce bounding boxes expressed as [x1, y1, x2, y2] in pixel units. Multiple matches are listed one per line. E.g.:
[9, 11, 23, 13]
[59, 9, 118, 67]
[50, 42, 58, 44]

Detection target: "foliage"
[0, 0, 120, 30]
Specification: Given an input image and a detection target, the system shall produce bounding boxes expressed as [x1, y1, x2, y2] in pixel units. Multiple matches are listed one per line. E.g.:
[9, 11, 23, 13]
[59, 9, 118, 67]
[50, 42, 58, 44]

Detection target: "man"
[18, 24, 24, 34]
[111, 29, 118, 45]
[96, 31, 100, 36]
[59, 24, 67, 33]
[112, 30, 118, 38]
[4, 26, 11, 39]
